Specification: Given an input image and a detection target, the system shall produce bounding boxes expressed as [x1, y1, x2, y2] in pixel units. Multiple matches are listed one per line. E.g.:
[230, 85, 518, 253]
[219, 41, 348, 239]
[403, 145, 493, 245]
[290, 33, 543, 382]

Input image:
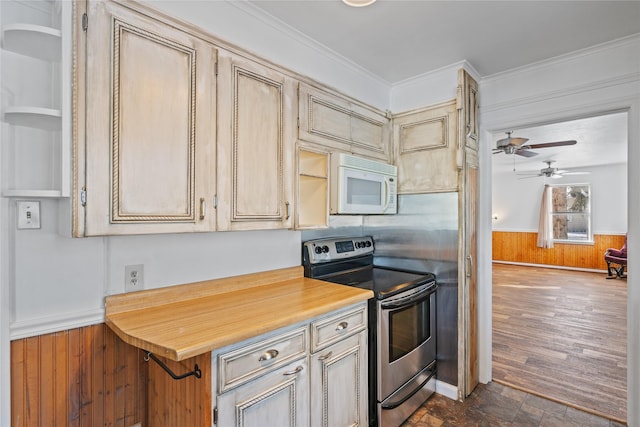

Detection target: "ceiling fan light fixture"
[342, 0, 376, 7]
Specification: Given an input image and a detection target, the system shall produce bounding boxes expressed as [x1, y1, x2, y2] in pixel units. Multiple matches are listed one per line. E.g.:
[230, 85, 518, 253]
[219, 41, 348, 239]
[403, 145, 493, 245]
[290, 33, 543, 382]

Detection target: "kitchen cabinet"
[298, 83, 391, 162]
[457, 69, 479, 397]
[1, 0, 72, 197]
[309, 310, 368, 427]
[216, 327, 309, 426]
[75, 0, 217, 236]
[392, 100, 458, 194]
[217, 52, 296, 231]
[296, 145, 329, 229]
[458, 68, 479, 154]
[212, 303, 368, 427]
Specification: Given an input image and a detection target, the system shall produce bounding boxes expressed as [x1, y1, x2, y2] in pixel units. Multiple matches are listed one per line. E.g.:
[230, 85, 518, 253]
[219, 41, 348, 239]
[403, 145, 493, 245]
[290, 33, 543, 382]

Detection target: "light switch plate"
[17, 201, 41, 229]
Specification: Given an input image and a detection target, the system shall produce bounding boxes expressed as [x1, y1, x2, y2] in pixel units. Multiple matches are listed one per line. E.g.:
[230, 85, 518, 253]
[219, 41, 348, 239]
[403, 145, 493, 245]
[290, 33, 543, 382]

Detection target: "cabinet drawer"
[311, 304, 367, 352]
[218, 326, 307, 393]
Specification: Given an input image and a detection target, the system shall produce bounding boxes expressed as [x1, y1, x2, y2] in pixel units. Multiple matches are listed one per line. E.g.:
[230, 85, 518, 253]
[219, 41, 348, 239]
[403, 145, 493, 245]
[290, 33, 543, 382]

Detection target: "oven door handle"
[380, 286, 436, 310]
[381, 364, 437, 410]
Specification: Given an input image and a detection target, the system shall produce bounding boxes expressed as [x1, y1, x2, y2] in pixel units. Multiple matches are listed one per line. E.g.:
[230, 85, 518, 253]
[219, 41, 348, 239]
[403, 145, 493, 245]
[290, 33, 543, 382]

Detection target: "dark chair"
[605, 235, 627, 279]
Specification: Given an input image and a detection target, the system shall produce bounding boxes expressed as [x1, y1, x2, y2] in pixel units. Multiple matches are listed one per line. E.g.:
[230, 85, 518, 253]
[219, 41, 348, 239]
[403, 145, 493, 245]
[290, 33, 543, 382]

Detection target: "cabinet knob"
[258, 349, 279, 361]
[335, 321, 348, 331]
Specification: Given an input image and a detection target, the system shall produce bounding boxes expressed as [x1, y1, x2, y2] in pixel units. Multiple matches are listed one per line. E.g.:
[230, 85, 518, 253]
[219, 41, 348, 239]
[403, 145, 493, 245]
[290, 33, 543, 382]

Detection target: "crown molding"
[481, 33, 640, 84]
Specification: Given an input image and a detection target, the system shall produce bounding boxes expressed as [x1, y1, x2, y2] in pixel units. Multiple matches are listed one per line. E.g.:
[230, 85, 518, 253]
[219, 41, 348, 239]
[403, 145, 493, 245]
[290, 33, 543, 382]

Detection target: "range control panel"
[303, 236, 374, 264]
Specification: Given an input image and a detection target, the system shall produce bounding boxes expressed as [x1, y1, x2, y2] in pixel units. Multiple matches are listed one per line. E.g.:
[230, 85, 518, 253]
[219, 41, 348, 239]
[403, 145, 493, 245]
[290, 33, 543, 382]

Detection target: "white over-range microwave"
[330, 153, 398, 215]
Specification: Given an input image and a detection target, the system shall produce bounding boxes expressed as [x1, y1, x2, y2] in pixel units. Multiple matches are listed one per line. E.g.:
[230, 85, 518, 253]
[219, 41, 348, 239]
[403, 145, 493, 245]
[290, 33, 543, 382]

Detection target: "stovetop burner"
[302, 236, 436, 299]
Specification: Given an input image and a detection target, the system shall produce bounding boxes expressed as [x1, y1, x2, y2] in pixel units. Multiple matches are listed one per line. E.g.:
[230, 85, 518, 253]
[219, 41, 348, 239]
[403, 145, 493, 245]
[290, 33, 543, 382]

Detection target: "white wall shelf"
[1, 1, 71, 199]
[4, 106, 62, 131]
[2, 23, 62, 61]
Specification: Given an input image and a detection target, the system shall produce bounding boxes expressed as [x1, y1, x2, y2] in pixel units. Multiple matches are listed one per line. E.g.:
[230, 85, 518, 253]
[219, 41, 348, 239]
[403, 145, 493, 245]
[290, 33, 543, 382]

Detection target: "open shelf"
[3, 189, 64, 198]
[4, 106, 62, 131]
[2, 23, 62, 61]
[297, 149, 328, 228]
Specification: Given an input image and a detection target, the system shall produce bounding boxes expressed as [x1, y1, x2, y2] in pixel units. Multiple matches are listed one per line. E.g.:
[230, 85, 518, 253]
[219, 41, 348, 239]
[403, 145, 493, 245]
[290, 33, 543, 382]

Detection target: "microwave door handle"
[382, 179, 390, 211]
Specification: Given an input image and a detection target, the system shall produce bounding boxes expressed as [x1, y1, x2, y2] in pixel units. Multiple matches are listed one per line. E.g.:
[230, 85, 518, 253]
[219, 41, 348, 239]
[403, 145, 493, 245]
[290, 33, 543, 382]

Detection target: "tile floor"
[401, 382, 626, 427]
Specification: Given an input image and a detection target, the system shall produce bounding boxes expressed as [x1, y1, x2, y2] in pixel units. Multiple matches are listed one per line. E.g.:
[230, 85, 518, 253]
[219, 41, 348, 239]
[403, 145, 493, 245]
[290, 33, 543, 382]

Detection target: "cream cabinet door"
[457, 69, 479, 154]
[393, 100, 458, 194]
[299, 83, 391, 162]
[217, 53, 296, 230]
[216, 359, 309, 427]
[78, 0, 217, 236]
[310, 331, 368, 427]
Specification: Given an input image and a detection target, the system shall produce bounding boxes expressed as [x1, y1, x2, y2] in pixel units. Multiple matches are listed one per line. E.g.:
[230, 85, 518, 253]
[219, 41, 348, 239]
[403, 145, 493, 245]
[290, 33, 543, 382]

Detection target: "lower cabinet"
[310, 331, 367, 427]
[213, 303, 368, 427]
[217, 359, 309, 426]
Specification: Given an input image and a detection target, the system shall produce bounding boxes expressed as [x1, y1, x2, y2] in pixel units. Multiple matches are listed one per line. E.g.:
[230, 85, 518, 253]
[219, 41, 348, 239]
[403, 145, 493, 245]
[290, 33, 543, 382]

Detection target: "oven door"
[377, 282, 436, 400]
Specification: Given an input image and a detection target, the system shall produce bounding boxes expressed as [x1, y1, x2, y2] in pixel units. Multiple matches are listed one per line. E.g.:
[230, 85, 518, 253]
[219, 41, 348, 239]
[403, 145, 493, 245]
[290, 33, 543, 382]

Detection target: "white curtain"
[537, 184, 554, 248]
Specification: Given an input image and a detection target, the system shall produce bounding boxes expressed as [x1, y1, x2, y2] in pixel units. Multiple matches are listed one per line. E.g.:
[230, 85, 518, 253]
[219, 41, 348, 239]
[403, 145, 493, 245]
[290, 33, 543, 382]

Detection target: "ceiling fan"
[517, 161, 591, 179]
[493, 131, 577, 157]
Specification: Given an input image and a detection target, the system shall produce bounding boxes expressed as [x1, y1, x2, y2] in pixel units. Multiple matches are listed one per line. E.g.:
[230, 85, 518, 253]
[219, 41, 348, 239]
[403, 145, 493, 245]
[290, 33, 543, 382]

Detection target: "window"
[550, 184, 591, 242]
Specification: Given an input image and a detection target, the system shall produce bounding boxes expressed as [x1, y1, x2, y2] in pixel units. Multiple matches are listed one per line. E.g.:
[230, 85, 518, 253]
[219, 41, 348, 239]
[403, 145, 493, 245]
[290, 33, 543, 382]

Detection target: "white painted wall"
[492, 163, 627, 234]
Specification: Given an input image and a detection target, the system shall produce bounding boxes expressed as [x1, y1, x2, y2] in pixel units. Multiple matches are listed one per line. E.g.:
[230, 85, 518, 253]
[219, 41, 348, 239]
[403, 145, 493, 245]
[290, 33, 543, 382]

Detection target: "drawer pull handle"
[336, 321, 348, 331]
[318, 351, 333, 361]
[259, 349, 279, 361]
[283, 365, 304, 376]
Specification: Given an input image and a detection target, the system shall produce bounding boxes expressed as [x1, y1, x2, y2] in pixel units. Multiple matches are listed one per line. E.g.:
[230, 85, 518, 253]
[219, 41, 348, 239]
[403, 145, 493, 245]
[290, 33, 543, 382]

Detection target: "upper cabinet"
[298, 83, 391, 162]
[457, 68, 479, 154]
[75, 0, 217, 236]
[1, 0, 72, 198]
[216, 53, 296, 231]
[392, 100, 458, 194]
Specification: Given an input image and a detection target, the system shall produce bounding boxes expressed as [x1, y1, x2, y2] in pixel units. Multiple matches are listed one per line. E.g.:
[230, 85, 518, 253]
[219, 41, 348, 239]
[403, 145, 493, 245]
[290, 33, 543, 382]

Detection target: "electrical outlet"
[124, 264, 144, 292]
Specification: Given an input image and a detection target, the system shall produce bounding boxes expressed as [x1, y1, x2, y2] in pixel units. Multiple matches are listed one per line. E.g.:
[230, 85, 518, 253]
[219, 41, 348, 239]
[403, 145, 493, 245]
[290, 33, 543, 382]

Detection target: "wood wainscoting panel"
[492, 232, 626, 270]
[147, 352, 212, 426]
[11, 324, 147, 427]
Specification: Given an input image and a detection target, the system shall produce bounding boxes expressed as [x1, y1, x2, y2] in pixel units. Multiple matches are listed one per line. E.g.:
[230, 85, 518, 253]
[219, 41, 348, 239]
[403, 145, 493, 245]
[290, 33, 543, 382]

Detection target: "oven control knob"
[356, 241, 363, 248]
[314, 246, 323, 255]
[322, 245, 330, 253]
[365, 241, 372, 247]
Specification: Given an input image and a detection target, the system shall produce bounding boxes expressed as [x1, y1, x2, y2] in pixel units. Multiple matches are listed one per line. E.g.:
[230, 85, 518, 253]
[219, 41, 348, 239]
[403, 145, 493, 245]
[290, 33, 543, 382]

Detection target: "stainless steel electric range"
[303, 236, 437, 427]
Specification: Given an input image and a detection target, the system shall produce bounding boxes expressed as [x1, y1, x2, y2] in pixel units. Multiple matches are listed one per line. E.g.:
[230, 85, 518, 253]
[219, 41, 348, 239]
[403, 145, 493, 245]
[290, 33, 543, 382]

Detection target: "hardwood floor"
[492, 263, 627, 423]
[402, 382, 626, 427]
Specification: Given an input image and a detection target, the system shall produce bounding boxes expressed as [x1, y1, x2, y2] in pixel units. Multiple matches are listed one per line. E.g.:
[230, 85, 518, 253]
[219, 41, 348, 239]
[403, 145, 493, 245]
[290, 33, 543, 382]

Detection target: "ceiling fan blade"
[525, 140, 577, 149]
[518, 174, 543, 180]
[562, 171, 591, 176]
[515, 149, 538, 158]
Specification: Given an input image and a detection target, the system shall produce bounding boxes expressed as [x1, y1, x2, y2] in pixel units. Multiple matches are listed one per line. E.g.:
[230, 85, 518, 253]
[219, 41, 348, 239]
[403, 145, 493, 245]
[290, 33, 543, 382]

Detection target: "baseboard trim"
[435, 380, 458, 401]
[492, 260, 607, 274]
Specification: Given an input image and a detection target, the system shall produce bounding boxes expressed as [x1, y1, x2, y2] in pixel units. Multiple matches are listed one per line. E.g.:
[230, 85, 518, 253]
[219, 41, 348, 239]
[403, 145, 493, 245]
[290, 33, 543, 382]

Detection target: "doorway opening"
[490, 111, 628, 422]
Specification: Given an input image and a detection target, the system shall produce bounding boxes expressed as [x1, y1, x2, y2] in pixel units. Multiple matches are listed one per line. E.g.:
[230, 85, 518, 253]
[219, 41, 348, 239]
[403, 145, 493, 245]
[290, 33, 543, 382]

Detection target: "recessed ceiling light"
[342, 0, 376, 7]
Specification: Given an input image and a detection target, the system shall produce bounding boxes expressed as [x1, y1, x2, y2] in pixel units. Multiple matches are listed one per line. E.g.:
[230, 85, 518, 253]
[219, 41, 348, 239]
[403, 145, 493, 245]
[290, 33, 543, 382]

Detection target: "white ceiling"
[491, 112, 628, 175]
[248, 0, 640, 83]
[246, 1, 635, 172]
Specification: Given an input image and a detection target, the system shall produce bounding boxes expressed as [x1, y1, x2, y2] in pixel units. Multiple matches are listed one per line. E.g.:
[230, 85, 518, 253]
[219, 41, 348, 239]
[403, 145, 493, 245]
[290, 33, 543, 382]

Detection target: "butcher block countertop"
[105, 266, 373, 361]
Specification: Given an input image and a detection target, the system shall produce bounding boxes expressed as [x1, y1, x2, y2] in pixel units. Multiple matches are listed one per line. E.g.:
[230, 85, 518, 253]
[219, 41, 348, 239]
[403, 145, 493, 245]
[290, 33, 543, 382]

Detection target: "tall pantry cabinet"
[457, 68, 479, 398]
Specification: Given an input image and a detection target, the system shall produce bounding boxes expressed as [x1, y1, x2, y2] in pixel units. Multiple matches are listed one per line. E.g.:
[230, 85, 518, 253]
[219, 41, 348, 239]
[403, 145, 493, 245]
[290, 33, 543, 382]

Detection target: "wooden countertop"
[105, 266, 373, 361]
